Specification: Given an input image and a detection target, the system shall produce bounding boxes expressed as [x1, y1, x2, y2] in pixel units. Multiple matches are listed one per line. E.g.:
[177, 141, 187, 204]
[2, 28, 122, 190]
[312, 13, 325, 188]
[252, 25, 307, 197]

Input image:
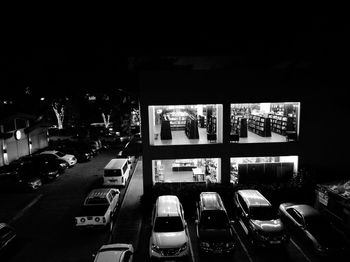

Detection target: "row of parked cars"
[148, 189, 347, 261]
[73, 137, 142, 262]
[0, 139, 104, 192]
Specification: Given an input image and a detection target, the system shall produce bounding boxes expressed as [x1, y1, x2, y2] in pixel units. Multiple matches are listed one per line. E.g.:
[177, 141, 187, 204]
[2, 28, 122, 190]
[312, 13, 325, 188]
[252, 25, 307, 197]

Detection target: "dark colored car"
[13, 155, 62, 181]
[0, 162, 43, 191]
[0, 164, 19, 177]
[195, 192, 235, 254]
[118, 137, 142, 158]
[0, 223, 16, 252]
[32, 154, 69, 173]
[279, 203, 346, 256]
[60, 147, 92, 163]
[234, 189, 289, 247]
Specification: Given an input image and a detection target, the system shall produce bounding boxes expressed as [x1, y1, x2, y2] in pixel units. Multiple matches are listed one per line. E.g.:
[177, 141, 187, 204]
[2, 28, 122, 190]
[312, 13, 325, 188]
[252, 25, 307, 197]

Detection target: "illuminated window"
[230, 156, 298, 184]
[230, 102, 300, 143]
[152, 158, 221, 184]
[149, 104, 223, 146]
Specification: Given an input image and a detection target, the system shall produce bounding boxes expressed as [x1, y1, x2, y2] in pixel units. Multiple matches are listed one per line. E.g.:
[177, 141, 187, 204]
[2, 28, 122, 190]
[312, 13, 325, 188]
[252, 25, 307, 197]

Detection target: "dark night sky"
[0, 15, 348, 99]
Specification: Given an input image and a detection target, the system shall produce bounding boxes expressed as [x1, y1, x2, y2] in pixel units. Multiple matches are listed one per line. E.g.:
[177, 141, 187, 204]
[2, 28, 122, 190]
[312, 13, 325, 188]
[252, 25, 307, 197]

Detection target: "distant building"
[0, 113, 50, 166]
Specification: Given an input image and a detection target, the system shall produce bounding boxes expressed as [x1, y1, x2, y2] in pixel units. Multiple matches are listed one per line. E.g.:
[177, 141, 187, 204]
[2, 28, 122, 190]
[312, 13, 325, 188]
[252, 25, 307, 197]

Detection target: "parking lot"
[1, 148, 350, 262]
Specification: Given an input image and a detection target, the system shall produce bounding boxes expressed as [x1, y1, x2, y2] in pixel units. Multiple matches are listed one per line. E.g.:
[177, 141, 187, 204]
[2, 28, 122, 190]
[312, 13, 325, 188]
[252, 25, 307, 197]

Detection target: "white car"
[149, 195, 190, 260]
[40, 150, 77, 166]
[94, 243, 134, 262]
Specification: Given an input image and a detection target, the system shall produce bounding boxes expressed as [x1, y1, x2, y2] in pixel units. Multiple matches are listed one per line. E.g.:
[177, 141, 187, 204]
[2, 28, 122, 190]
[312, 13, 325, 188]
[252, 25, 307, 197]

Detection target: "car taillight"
[95, 217, 100, 222]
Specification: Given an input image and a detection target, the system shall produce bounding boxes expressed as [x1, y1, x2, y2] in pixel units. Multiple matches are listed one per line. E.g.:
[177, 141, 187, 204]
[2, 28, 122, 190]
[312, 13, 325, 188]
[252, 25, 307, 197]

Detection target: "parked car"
[59, 147, 92, 163]
[279, 203, 346, 256]
[234, 189, 289, 247]
[15, 156, 61, 181]
[93, 243, 134, 262]
[40, 150, 77, 167]
[75, 188, 120, 229]
[0, 163, 19, 177]
[16, 163, 44, 189]
[33, 154, 69, 173]
[118, 137, 142, 158]
[149, 195, 190, 261]
[0, 223, 16, 252]
[195, 192, 235, 254]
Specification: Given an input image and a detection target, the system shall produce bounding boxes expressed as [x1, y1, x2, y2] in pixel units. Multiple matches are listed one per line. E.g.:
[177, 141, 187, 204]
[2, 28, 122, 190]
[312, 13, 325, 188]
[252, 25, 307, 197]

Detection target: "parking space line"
[290, 238, 312, 262]
[232, 226, 254, 262]
[186, 227, 196, 262]
[9, 194, 43, 224]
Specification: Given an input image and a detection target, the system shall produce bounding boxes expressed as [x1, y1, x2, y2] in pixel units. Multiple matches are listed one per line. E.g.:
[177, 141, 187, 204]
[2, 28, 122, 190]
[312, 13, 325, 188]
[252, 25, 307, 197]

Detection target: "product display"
[207, 116, 217, 141]
[248, 115, 271, 137]
[160, 115, 172, 140]
[185, 114, 199, 139]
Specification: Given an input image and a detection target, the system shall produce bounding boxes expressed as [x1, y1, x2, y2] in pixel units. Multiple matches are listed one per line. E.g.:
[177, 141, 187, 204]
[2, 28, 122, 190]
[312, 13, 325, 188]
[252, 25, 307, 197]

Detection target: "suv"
[195, 192, 235, 254]
[149, 195, 190, 261]
[234, 189, 289, 247]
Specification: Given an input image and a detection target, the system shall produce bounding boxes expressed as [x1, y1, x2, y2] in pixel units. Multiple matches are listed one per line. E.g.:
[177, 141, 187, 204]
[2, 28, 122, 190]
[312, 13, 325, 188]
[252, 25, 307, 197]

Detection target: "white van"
[103, 159, 130, 187]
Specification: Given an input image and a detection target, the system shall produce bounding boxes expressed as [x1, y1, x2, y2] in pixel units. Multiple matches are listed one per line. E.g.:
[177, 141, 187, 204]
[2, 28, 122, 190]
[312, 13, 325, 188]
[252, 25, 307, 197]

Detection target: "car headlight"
[151, 243, 161, 253]
[200, 241, 210, 248]
[179, 242, 188, 252]
[225, 242, 235, 248]
[316, 244, 328, 253]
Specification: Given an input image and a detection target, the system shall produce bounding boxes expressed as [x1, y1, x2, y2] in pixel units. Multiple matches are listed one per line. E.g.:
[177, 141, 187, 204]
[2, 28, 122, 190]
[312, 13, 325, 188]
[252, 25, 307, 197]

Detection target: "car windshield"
[154, 216, 184, 232]
[56, 151, 65, 157]
[250, 206, 276, 220]
[200, 210, 229, 229]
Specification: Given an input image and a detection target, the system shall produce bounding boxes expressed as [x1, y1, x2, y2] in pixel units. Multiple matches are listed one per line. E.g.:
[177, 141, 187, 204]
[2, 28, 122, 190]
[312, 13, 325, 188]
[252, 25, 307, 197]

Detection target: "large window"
[230, 156, 298, 184]
[152, 158, 221, 184]
[148, 104, 223, 146]
[230, 102, 300, 143]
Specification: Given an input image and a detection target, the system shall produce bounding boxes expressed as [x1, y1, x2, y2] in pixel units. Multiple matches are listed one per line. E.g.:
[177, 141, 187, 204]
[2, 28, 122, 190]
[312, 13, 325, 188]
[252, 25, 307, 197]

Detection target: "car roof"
[95, 250, 124, 262]
[87, 188, 112, 199]
[291, 204, 320, 218]
[237, 189, 271, 207]
[156, 195, 181, 217]
[99, 243, 133, 251]
[105, 159, 128, 169]
[95, 244, 133, 262]
[41, 150, 59, 154]
[200, 192, 225, 211]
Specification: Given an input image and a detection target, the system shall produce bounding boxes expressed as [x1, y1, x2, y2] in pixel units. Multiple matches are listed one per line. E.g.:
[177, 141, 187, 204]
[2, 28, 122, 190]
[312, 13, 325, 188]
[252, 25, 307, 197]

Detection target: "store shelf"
[268, 113, 296, 135]
[248, 115, 271, 137]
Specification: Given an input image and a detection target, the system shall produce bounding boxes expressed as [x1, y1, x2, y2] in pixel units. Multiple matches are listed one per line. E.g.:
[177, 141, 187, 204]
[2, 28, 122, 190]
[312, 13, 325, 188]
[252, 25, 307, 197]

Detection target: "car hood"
[309, 227, 344, 248]
[251, 219, 284, 233]
[62, 154, 75, 160]
[199, 228, 233, 242]
[152, 231, 187, 248]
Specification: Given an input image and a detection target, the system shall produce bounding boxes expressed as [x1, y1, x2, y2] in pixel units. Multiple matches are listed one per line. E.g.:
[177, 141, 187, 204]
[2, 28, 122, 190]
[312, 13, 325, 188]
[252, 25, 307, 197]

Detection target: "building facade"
[0, 114, 49, 166]
[139, 70, 347, 193]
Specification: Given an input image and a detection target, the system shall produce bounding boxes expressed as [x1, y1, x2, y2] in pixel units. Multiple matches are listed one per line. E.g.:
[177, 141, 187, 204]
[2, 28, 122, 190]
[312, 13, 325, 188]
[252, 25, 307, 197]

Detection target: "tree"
[52, 98, 67, 129]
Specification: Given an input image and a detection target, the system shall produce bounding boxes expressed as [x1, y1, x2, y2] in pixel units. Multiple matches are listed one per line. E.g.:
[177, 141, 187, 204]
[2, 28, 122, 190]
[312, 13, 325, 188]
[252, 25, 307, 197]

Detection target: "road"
[1, 149, 132, 262]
